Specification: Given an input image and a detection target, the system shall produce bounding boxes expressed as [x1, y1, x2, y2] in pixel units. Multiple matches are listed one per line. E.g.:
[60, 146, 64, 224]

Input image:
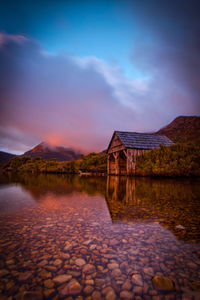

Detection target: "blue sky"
[0, 0, 147, 79]
[0, 0, 199, 153]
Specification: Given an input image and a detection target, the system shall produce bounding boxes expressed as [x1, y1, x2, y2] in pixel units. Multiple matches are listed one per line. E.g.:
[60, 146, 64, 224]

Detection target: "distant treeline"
[2, 152, 107, 174]
[2, 143, 200, 177]
[136, 143, 200, 177]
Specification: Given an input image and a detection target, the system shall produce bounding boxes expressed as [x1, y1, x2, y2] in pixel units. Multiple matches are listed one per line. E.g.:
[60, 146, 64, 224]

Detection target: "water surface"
[0, 173, 200, 299]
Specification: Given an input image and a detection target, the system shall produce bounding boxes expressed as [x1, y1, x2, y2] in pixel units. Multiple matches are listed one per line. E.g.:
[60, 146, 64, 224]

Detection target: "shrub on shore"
[2, 152, 107, 174]
[79, 153, 107, 172]
[135, 143, 200, 177]
[2, 143, 199, 177]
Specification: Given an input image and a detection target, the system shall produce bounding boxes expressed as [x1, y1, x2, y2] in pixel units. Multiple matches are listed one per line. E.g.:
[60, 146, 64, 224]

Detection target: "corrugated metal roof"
[115, 131, 173, 149]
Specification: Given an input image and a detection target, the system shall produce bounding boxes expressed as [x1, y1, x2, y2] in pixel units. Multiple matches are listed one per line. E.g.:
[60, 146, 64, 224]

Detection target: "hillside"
[156, 116, 200, 144]
[0, 151, 16, 164]
[23, 142, 82, 161]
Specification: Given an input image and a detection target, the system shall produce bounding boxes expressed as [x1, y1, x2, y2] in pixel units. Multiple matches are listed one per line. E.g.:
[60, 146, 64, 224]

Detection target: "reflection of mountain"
[1, 173, 107, 200]
[1, 173, 199, 242]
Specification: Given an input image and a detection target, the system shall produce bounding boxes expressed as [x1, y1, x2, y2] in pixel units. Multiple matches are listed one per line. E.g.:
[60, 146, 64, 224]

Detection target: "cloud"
[129, 0, 200, 117]
[0, 26, 199, 154]
[0, 33, 139, 153]
[0, 126, 38, 154]
[0, 32, 27, 46]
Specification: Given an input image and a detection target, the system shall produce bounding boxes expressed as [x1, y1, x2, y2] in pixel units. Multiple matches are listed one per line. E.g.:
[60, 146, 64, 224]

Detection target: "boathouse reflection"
[105, 175, 200, 242]
[0, 173, 199, 242]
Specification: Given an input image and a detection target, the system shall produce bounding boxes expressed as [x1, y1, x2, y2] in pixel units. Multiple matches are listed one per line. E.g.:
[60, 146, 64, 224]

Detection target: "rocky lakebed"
[0, 174, 200, 300]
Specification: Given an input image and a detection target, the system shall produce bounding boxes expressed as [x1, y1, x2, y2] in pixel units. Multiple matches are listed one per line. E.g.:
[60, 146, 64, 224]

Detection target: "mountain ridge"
[23, 142, 82, 161]
[156, 115, 200, 144]
[0, 115, 199, 164]
[0, 151, 16, 164]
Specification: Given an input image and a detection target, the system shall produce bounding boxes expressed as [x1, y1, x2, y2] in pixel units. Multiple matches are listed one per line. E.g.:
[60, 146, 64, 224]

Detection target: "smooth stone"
[109, 239, 119, 245]
[39, 271, 51, 279]
[53, 259, 62, 266]
[83, 239, 92, 245]
[38, 260, 48, 267]
[85, 279, 94, 285]
[44, 288, 55, 298]
[120, 290, 133, 299]
[143, 267, 154, 276]
[122, 279, 132, 291]
[132, 273, 143, 287]
[20, 291, 43, 300]
[0, 269, 9, 277]
[75, 258, 86, 267]
[61, 253, 70, 259]
[68, 270, 81, 277]
[190, 281, 200, 290]
[82, 264, 96, 274]
[102, 286, 115, 295]
[91, 290, 102, 299]
[107, 263, 119, 270]
[176, 225, 185, 230]
[18, 272, 33, 282]
[59, 279, 82, 296]
[44, 279, 54, 289]
[152, 276, 174, 291]
[64, 244, 72, 251]
[84, 285, 94, 294]
[45, 265, 57, 272]
[187, 262, 198, 268]
[111, 268, 121, 277]
[6, 259, 15, 265]
[53, 274, 72, 284]
[6, 280, 15, 290]
[90, 244, 96, 250]
[105, 290, 116, 300]
[133, 286, 143, 295]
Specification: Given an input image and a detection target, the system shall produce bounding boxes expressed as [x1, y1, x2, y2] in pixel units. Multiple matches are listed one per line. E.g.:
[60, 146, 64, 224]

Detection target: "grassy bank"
[2, 143, 200, 177]
[2, 153, 107, 174]
[135, 143, 200, 177]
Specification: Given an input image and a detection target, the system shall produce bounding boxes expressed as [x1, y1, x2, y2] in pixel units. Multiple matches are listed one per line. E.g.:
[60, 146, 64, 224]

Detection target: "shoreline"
[1, 169, 200, 179]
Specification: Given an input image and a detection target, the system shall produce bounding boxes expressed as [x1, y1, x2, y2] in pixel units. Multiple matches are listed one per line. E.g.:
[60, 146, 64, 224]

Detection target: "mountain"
[0, 151, 16, 163]
[156, 116, 200, 144]
[23, 142, 82, 161]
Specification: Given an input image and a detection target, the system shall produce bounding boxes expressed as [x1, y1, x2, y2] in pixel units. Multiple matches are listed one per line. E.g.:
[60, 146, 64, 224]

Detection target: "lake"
[0, 173, 200, 299]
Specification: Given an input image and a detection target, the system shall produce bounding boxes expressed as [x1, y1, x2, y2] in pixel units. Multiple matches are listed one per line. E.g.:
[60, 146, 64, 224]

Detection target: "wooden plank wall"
[107, 148, 150, 175]
[108, 133, 125, 154]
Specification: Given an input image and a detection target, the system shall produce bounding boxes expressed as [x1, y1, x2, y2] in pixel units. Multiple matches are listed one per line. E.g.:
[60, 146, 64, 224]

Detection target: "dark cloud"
[129, 0, 200, 118]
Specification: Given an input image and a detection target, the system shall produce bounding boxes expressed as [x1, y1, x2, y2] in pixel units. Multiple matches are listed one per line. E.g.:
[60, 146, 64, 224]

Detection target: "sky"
[0, 0, 200, 154]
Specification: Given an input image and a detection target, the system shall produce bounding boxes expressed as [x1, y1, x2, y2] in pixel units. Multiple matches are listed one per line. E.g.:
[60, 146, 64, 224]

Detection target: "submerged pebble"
[0, 175, 200, 299]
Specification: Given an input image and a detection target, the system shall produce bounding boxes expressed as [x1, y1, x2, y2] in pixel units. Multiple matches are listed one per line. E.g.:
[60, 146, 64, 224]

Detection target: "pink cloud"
[0, 32, 27, 47]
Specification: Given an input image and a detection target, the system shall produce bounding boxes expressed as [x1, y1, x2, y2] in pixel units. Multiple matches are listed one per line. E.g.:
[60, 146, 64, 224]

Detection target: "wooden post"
[107, 154, 110, 175]
[116, 153, 119, 175]
[113, 152, 119, 175]
[126, 149, 134, 175]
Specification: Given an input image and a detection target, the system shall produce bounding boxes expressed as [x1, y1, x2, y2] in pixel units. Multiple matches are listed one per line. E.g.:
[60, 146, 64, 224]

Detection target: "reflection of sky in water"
[0, 184, 36, 215]
[0, 174, 200, 242]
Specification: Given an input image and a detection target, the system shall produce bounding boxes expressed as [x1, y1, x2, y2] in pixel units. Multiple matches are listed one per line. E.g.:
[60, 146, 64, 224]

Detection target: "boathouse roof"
[114, 131, 173, 150]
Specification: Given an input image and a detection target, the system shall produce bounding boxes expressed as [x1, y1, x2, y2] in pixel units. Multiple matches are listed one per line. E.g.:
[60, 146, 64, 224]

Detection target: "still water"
[0, 173, 200, 299]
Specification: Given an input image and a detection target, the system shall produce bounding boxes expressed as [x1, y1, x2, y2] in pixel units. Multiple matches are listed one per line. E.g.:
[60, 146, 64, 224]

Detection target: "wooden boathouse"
[107, 131, 173, 175]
